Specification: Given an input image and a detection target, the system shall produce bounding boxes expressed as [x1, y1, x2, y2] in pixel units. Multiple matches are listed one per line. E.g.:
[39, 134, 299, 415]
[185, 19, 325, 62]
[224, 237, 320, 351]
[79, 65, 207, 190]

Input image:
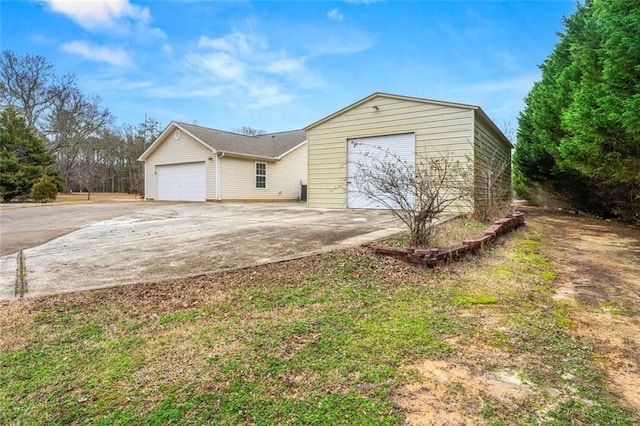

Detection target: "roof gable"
[304, 91, 511, 148]
[304, 92, 478, 131]
[139, 122, 306, 161]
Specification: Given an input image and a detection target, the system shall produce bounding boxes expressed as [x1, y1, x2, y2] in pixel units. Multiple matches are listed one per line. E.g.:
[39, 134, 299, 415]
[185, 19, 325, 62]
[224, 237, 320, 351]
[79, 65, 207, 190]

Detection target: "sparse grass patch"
[453, 294, 498, 306]
[458, 225, 637, 424]
[379, 217, 488, 249]
[431, 217, 488, 248]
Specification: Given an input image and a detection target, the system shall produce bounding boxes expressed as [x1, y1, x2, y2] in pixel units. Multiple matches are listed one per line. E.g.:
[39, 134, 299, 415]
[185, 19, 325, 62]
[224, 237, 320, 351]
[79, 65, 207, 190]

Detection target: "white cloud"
[265, 56, 306, 74]
[165, 23, 369, 110]
[198, 33, 259, 55]
[44, 0, 165, 38]
[292, 25, 376, 56]
[187, 30, 314, 108]
[187, 52, 246, 81]
[328, 8, 344, 22]
[83, 75, 153, 92]
[196, 32, 307, 79]
[45, 0, 143, 28]
[146, 85, 226, 99]
[247, 82, 294, 108]
[161, 44, 173, 55]
[60, 40, 132, 67]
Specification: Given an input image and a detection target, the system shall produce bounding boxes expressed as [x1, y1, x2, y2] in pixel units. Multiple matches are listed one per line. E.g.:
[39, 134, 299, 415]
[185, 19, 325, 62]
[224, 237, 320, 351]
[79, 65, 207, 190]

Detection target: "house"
[138, 122, 307, 202]
[304, 92, 512, 212]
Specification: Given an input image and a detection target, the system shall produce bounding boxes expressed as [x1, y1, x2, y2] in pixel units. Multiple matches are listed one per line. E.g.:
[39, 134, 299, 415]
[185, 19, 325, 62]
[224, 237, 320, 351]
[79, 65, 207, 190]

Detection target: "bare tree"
[349, 142, 473, 246]
[73, 137, 105, 200]
[499, 121, 516, 145]
[1, 51, 167, 196]
[121, 117, 162, 195]
[1, 50, 114, 192]
[232, 126, 266, 136]
[474, 146, 512, 222]
[45, 88, 114, 188]
[0, 50, 75, 130]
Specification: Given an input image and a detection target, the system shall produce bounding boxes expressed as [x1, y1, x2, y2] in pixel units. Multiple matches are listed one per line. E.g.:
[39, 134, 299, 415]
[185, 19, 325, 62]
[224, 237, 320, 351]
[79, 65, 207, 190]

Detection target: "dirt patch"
[397, 342, 536, 426]
[514, 208, 639, 411]
[534, 208, 640, 411]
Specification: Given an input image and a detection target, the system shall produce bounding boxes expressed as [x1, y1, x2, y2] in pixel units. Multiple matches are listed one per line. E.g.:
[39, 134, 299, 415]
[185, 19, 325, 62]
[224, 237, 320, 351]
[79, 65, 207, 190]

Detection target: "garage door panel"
[156, 162, 206, 201]
[347, 133, 414, 209]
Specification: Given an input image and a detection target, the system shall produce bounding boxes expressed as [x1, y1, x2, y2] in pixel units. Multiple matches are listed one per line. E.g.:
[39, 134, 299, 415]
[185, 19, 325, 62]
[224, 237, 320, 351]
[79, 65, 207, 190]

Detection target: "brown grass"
[55, 192, 143, 203]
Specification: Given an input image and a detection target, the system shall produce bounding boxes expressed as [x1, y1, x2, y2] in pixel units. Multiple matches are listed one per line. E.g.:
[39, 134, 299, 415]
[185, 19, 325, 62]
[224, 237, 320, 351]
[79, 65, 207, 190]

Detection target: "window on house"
[256, 162, 267, 188]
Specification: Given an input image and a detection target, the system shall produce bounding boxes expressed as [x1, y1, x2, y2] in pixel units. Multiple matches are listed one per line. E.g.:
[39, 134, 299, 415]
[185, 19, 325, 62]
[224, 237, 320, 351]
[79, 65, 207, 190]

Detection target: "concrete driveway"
[0, 203, 404, 300]
[0, 201, 176, 256]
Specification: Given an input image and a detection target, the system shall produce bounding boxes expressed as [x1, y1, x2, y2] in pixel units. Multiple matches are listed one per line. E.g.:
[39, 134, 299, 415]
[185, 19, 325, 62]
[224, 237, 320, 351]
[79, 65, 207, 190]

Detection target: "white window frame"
[255, 162, 267, 189]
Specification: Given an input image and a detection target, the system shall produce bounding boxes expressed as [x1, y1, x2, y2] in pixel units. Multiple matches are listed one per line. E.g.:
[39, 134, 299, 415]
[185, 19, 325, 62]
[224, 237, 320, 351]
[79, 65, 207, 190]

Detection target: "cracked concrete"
[1, 202, 405, 300]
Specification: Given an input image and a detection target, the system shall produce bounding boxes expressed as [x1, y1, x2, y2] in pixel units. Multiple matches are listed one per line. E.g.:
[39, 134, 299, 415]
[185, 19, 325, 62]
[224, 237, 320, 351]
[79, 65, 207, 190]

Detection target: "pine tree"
[0, 108, 61, 202]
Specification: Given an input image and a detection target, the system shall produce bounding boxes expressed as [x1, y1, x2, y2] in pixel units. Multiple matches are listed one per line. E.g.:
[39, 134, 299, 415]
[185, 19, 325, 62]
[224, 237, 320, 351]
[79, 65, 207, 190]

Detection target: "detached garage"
[305, 92, 512, 213]
[139, 122, 307, 202]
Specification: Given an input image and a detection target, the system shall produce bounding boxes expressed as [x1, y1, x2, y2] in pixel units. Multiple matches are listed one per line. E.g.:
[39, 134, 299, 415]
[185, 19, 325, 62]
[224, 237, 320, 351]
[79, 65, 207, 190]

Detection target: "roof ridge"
[261, 129, 304, 136]
[175, 121, 304, 138]
[175, 121, 259, 139]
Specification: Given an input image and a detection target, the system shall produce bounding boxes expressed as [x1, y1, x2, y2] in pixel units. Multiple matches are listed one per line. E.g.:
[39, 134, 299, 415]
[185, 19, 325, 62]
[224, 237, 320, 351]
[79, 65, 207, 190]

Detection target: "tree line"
[1, 50, 162, 202]
[514, 0, 639, 223]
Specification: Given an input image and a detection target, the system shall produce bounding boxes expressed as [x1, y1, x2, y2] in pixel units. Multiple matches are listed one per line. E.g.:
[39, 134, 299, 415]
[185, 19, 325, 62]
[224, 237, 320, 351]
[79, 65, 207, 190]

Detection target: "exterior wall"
[473, 113, 513, 215]
[143, 129, 216, 200]
[307, 95, 475, 209]
[219, 142, 307, 201]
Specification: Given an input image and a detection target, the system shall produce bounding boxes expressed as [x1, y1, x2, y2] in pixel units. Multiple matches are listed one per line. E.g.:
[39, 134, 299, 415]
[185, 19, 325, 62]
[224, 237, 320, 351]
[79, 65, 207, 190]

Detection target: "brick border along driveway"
[1, 203, 405, 300]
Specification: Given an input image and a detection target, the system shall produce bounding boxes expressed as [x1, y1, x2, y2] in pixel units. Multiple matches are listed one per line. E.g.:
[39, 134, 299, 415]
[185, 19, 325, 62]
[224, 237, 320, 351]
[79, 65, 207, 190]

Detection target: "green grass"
[1, 218, 638, 425]
[0, 251, 458, 425]
[453, 294, 498, 306]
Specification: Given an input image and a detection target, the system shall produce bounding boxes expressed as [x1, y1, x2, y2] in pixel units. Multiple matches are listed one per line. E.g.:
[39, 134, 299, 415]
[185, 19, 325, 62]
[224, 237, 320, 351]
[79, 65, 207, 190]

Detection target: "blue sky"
[1, 0, 577, 135]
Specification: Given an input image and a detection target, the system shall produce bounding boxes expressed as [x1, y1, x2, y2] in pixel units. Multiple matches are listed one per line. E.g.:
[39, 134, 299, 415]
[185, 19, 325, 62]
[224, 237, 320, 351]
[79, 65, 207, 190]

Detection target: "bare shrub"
[348, 142, 473, 247]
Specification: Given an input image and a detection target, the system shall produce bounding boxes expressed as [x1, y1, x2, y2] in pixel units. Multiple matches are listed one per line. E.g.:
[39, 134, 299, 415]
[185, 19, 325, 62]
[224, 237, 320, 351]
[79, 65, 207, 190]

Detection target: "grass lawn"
[1, 215, 638, 425]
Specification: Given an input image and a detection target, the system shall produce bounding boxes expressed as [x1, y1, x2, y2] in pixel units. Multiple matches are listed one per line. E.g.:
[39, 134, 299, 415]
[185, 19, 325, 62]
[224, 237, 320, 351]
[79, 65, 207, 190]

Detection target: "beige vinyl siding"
[143, 130, 215, 200]
[473, 113, 512, 212]
[307, 95, 474, 209]
[220, 142, 307, 201]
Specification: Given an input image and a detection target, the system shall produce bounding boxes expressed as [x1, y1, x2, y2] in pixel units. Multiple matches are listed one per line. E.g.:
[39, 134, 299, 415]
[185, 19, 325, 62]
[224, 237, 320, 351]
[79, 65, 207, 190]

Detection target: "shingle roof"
[176, 122, 306, 159]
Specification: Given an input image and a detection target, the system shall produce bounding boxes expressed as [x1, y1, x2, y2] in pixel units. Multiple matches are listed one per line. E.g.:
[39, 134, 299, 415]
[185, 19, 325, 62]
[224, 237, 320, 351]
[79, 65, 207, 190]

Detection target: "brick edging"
[364, 212, 526, 267]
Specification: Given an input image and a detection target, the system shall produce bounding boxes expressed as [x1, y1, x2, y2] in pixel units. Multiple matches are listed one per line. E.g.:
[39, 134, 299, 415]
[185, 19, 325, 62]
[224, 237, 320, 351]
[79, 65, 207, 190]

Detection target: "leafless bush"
[349, 142, 473, 247]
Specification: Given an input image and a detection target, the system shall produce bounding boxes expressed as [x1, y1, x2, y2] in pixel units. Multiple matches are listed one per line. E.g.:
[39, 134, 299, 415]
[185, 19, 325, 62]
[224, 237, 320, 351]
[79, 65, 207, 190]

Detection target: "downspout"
[142, 161, 147, 200]
[215, 152, 221, 201]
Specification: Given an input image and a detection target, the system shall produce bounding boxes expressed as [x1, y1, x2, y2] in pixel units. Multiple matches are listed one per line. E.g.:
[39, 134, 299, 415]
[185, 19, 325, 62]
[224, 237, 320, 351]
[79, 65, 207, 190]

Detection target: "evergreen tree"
[515, 0, 639, 222]
[0, 108, 61, 202]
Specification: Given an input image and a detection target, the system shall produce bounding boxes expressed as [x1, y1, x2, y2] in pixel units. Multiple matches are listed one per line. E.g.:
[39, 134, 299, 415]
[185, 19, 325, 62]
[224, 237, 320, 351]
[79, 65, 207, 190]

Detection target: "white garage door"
[347, 133, 415, 209]
[156, 162, 206, 201]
